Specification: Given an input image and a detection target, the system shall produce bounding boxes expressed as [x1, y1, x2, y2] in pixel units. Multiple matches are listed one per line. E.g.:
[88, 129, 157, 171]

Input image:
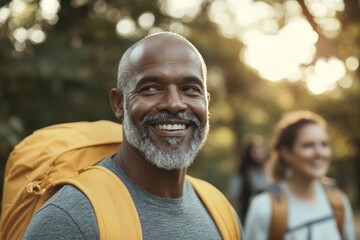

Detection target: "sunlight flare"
[241, 19, 317, 82]
[305, 57, 346, 94]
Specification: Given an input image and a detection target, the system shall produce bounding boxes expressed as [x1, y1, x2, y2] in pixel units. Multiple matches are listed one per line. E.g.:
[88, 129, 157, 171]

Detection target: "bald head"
[110, 32, 210, 171]
[117, 32, 207, 93]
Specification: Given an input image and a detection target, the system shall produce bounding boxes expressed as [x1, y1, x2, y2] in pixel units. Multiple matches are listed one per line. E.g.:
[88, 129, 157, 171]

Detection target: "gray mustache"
[142, 112, 201, 127]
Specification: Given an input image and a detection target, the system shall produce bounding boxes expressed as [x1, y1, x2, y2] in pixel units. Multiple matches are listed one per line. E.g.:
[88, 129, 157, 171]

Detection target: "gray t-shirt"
[245, 181, 356, 240]
[23, 157, 239, 240]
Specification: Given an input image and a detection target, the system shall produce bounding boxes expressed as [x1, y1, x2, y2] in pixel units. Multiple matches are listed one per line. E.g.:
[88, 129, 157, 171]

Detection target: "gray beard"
[122, 106, 209, 170]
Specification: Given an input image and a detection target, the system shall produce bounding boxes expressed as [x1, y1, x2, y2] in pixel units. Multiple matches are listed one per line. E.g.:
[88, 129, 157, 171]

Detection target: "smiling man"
[111, 32, 209, 178]
[23, 32, 242, 240]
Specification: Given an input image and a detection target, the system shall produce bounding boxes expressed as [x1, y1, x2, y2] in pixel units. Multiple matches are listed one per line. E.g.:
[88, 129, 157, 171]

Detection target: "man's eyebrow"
[133, 75, 205, 89]
[134, 76, 161, 88]
[184, 76, 205, 88]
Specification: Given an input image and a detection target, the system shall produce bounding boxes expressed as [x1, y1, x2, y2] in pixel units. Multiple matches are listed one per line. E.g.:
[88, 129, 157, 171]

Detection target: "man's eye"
[182, 86, 201, 94]
[140, 86, 161, 93]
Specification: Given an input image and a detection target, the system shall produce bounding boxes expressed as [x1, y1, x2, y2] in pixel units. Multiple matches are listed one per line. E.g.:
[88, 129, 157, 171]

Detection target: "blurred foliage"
[0, 0, 359, 211]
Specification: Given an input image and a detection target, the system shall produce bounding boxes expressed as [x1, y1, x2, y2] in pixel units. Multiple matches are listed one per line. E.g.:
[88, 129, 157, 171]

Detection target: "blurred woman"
[228, 135, 271, 221]
[245, 111, 355, 240]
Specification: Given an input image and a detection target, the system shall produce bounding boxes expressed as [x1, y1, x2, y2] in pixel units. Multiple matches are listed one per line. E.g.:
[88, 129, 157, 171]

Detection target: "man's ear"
[110, 88, 124, 121]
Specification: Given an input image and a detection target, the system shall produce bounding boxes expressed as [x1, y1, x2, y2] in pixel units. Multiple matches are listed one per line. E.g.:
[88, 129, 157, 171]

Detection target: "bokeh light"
[0, 7, 10, 24]
[305, 57, 346, 94]
[208, 0, 349, 95]
[29, 29, 46, 44]
[160, 0, 203, 21]
[241, 19, 318, 82]
[13, 27, 28, 43]
[116, 18, 136, 38]
[0, 0, 353, 97]
[345, 56, 359, 71]
[40, 0, 60, 22]
[138, 12, 155, 30]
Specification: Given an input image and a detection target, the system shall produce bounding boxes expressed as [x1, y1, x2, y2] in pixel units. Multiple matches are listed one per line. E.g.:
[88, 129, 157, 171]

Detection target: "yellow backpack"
[0, 120, 240, 240]
[267, 182, 344, 240]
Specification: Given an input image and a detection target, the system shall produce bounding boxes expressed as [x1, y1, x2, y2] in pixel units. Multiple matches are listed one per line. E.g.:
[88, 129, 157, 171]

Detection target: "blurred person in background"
[228, 134, 271, 221]
[245, 111, 356, 240]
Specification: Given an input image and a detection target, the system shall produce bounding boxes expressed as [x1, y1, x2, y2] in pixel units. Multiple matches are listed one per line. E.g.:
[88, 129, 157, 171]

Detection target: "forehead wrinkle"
[123, 35, 207, 94]
[132, 36, 202, 65]
[118, 32, 207, 95]
[132, 44, 200, 64]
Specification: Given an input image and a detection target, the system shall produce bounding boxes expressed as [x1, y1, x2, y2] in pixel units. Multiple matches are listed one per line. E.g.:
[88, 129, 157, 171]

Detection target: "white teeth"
[156, 124, 186, 130]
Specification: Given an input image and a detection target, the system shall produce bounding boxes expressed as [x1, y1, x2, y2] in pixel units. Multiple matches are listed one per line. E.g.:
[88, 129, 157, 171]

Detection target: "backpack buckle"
[26, 181, 45, 195]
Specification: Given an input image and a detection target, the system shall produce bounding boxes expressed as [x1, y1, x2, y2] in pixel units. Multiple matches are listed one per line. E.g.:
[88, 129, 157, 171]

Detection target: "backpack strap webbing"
[322, 181, 344, 236]
[186, 176, 241, 240]
[268, 184, 287, 240]
[53, 166, 142, 240]
[54, 168, 240, 239]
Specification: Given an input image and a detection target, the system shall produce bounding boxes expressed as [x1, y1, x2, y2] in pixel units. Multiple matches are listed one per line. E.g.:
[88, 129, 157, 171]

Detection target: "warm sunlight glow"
[345, 56, 359, 71]
[241, 19, 318, 81]
[14, 41, 25, 52]
[10, 0, 26, 15]
[138, 12, 155, 30]
[160, 0, 202, 20]
[305, 57, 346, 94]
[3, 0, 349, 96]
[0, 7, 10, 23]
[169, 22, 188, 35]
[208, 0, 347, 94]
[306, 0, 345, 16]
[116, 18, 136, 38]
[306, 0, 344, 38]
[284, 0, 303, 17]
[40, 0, 60, 15]
[93, 0, 107, 14]
[72, 0, 89, 8]
[13, 27, 28, 42]
[39, 0, 60, 24]
[234, 1, 274, 28]
[29, 28, 46, 44]
[248, 108, 269, 125]
[338, 75, 353, 89]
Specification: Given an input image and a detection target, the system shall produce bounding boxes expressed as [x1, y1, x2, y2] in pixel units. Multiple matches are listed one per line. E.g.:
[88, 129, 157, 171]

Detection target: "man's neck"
[112, 141, 187, 198]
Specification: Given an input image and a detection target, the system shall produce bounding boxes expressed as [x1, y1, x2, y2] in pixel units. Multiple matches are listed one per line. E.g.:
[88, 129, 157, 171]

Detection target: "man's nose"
[157, 87, 187, 113]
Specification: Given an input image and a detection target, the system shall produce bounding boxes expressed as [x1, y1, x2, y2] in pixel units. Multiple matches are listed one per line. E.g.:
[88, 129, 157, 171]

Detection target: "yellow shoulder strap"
[54, 166, 142, 240]
[55, 169, 241, 240]
[186, 175, 241, 240]
[268, 184, 287, 240]
[322, 181, 344, 235]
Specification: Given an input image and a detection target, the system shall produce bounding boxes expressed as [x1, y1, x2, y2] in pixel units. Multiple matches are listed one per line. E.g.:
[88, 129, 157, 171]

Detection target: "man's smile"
[155, 124, 186, 131]
[150, 121, 192, 137]
[143, 113, 200, 138]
